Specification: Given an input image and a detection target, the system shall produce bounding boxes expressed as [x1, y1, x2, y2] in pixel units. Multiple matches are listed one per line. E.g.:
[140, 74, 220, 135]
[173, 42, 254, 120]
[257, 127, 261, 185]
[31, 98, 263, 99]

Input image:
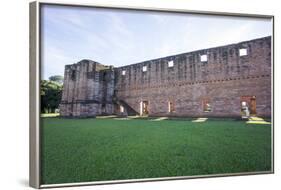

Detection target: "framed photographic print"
[29, 0, 274, 188]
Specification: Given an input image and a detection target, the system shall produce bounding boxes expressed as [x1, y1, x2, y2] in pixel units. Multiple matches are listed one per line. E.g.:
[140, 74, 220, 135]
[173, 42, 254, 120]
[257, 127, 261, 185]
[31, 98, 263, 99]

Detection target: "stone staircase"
[113, 98, 139, 116]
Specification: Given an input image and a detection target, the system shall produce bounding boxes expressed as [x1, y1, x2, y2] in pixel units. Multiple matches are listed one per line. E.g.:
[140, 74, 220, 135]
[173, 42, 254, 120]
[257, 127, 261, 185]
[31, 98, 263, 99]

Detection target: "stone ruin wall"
[60, 60, 115, 117]
[60, 36, 271, 117]
[115, 36, 271, 117]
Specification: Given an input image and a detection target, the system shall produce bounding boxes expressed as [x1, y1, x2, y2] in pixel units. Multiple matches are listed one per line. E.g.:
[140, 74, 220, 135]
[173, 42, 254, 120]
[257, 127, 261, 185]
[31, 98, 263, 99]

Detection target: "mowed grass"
[41, 117, 271, 184]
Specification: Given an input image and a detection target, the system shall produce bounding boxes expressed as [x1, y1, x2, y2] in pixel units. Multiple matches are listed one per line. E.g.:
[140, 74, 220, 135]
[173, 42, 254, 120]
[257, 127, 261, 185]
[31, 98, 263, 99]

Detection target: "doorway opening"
[240, 96, 256, 116]
[168, 101, 175, 113]
[202, 98, 212, 112]
[140, 101, 149, 115]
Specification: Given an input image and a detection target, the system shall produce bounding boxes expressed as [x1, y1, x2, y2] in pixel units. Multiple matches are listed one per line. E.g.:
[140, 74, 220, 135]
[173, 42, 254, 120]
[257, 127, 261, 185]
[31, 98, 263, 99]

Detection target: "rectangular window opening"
[168, 60, 174, 67]
[200, 54, 208, 62]
[71, 70, 76, 80]
[142, 66, 147, 72]
[122, 70, 126, 75]
[239, 48, 248, 56]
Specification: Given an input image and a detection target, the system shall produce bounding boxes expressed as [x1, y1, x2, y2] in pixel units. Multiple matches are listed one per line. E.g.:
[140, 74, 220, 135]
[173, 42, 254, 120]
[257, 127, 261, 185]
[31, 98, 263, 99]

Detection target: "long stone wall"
[60, 36, 271, 117]
[114, 36, 271, 117]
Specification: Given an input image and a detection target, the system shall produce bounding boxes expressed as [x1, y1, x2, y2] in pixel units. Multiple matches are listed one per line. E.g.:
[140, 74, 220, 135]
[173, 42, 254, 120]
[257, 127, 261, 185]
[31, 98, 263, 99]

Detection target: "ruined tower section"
[115, 36, 271, 117]
[60, 60, 115, 117]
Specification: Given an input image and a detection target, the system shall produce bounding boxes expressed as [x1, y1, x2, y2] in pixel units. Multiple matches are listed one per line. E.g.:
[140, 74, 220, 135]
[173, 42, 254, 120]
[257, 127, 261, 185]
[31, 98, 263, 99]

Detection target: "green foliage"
[41, 118, 271, 184]
[41, 80, 63, 113]
[49, 75, 64, 84]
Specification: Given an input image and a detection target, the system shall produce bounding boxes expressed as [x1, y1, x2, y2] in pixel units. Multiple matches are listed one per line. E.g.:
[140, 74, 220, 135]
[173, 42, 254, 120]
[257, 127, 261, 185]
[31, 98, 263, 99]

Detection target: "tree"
[41, 80, 63, 113]
[49, 75, 64, 84]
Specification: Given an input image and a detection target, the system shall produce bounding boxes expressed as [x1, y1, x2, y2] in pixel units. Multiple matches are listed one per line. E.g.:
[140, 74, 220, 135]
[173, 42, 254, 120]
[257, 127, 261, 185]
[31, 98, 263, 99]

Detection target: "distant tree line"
[41, 75, 63, 113]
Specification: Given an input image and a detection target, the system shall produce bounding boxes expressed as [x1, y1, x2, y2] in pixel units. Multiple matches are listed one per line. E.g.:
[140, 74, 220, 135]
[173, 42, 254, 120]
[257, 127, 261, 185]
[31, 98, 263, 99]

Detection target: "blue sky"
[41, 5, 272, 79]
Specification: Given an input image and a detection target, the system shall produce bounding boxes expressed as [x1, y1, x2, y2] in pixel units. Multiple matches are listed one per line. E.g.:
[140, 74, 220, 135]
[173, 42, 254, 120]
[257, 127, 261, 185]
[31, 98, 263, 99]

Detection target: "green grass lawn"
[41, 117, 272, 185]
